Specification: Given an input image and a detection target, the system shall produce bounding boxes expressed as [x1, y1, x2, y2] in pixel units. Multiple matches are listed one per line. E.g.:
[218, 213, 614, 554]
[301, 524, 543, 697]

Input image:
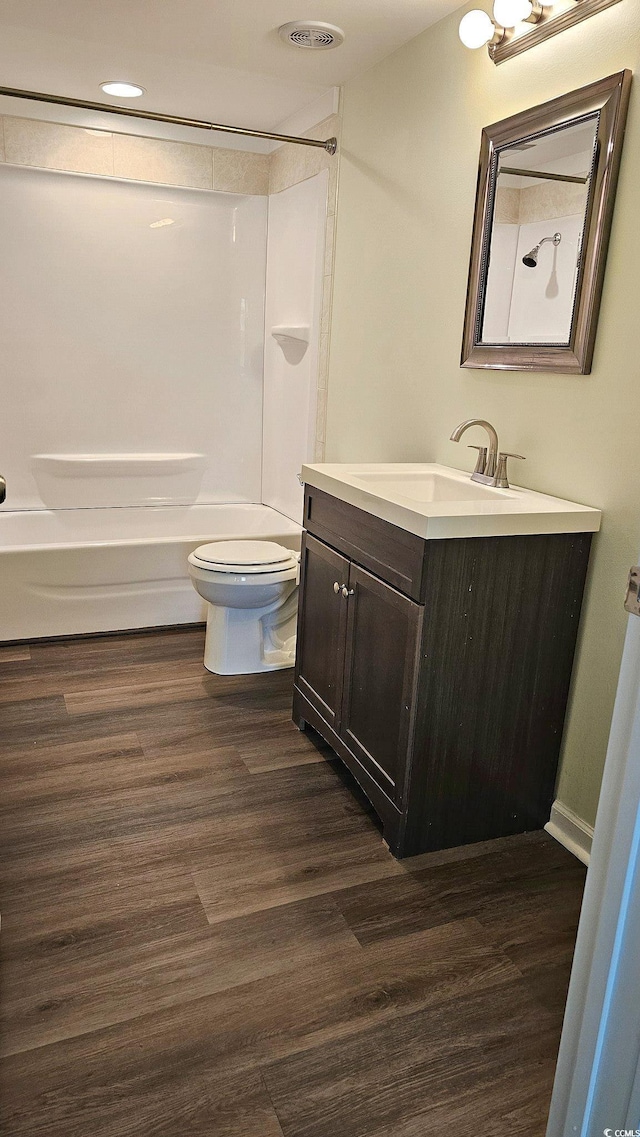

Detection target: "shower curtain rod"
[0, 85, 338, 154]
[499, 166, 588, 185]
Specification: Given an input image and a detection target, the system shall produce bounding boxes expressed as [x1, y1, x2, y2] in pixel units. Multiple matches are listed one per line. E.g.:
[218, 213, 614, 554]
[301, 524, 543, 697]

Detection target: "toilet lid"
[191, 540, 297, 572]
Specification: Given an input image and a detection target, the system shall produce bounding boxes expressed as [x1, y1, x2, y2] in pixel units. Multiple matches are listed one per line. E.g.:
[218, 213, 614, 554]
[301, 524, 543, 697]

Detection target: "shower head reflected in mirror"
[522, 231, 562, 268]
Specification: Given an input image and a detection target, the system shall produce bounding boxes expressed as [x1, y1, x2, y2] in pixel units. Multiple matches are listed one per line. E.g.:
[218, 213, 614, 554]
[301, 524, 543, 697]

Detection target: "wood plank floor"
[0, 626, 586, 1136]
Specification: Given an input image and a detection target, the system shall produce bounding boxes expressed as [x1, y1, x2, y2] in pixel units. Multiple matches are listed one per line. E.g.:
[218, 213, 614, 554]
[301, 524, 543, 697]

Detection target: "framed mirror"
[461, 71, 631, 374]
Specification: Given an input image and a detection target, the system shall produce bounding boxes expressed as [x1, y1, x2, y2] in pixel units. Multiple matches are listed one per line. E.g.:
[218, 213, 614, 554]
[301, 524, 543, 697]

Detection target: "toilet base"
[202, 586, 298, 675]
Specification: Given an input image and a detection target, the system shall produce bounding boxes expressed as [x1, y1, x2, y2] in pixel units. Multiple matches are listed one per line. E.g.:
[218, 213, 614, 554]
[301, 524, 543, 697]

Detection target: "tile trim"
[0, 114, 271, 195]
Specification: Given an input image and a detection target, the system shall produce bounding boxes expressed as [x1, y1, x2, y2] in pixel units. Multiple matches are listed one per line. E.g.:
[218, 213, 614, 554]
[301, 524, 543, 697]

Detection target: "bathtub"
[0, 503, 302, 642]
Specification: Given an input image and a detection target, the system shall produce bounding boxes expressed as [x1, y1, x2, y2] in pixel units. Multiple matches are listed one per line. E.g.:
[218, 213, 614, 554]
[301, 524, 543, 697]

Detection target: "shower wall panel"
[0, 165, 267, 510]
[261, 171, 327, 523]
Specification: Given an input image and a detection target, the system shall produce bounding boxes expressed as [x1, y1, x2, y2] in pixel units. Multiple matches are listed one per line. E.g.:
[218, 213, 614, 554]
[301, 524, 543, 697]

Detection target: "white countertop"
[301, 463, 602, 541]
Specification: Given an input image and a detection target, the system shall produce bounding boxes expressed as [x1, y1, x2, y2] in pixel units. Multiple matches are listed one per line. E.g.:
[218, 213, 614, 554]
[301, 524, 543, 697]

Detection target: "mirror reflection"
[481, 115, 598, 345]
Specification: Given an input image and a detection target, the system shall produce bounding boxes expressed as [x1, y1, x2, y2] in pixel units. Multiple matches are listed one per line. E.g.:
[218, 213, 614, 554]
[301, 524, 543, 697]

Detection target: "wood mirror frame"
[461, 71, 632, 374]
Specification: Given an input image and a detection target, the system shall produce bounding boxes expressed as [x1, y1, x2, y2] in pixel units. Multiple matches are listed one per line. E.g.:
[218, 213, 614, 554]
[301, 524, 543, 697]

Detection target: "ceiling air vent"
[278, 21, 345, 49]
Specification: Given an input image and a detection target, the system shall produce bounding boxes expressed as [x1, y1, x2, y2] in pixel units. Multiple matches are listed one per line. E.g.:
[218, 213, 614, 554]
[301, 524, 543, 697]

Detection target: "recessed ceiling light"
[100, 81, 145, 98]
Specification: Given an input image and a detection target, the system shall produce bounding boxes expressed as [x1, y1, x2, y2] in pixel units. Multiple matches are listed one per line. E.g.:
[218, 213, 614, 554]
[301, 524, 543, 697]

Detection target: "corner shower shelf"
[271, 326, 310, 345]
[271, 326, 310, 363]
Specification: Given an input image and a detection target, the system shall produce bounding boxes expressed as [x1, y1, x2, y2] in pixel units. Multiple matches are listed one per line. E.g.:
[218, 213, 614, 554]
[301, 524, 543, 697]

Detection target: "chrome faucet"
[449, 419, 524, 489]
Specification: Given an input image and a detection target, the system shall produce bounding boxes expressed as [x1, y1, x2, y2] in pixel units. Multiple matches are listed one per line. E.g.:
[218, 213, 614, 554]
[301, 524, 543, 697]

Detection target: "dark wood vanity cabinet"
[293, 485, 593, 859]
[297, 533, 420, 807]
[295, 535, 349, 732]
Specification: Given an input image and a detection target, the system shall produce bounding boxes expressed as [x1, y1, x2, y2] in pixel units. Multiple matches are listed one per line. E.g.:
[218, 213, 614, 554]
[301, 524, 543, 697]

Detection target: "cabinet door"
[295, 533, 350, 731]
[339, 563, 421, 806]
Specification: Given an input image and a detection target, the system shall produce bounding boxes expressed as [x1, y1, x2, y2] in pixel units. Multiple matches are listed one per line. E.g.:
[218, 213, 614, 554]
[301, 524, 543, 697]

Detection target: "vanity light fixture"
[100, 81, 145, 98]
[459, 0, 624, 64]
[492, 0, 543, 27]
[458, 9, 504, 48]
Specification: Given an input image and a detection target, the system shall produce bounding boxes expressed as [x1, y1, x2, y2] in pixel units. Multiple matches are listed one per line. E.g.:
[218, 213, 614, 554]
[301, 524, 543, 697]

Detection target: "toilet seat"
[190, 540, 298, 575]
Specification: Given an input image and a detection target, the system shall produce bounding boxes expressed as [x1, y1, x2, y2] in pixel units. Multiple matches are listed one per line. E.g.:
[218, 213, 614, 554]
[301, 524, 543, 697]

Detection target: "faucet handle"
[467, 444, 487, 476]
[494, 451, 525, 489]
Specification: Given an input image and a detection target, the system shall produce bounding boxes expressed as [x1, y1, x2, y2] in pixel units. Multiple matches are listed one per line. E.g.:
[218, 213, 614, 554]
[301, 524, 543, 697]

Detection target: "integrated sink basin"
[349, 469, 506, 504]
[301, 463, 601, 540]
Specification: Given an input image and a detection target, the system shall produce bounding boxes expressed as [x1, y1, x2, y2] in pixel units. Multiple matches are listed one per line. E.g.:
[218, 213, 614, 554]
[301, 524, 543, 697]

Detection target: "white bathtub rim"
[0, 503, 302, 555]
[1, 532, 301, 556]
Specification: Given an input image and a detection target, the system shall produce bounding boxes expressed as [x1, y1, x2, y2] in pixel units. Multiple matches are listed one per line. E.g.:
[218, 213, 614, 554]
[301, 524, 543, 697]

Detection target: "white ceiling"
[0, 0, 464, 132]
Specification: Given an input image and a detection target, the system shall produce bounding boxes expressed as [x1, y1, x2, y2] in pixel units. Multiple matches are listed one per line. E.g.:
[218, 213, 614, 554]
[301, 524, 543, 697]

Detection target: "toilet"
[187, 540, 300, 675]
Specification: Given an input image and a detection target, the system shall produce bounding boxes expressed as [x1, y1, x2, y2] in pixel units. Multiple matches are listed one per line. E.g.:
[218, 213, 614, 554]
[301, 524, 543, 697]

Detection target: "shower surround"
[0, 110, 339, 639]
[1, 165, 267, 510]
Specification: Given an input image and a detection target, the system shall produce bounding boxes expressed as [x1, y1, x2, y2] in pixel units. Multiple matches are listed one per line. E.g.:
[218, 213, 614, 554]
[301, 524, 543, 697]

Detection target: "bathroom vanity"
[293, 463, 601, 858]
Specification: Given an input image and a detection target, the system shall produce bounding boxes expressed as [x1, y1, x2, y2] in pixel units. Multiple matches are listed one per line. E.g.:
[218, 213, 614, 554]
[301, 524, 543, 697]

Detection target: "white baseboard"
[545, 799, 594, 866]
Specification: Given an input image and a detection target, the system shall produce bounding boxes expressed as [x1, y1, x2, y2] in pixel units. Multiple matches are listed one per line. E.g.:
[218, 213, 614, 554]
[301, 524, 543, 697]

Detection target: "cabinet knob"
[333, 581, 341, 594]
[341, 586, 355, 599]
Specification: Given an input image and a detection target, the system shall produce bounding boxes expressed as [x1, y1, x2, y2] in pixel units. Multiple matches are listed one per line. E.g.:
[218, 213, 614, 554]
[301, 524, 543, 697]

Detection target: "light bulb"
[459, 9, 498, 49]
[100, 81, 145, 98]
[493, 0, 539, 26]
